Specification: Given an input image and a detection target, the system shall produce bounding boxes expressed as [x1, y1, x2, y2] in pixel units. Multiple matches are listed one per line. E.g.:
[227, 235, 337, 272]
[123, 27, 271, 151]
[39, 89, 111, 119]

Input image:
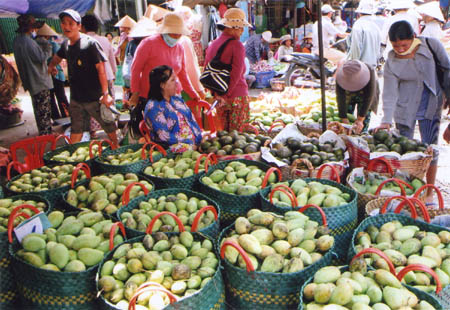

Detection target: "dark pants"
[31, 89, 52, 135]
[50, 77, 69, 119]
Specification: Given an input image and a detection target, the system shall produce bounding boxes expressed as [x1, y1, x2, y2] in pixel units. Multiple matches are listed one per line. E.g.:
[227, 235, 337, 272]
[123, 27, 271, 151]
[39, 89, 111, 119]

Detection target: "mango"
[22, 252, 44, 267]
[260, 253, 284, 273]
[383, 286, 406, 309]
[78, 248, 103, 267]
[314, 283, 332, 304]
[329, 282, 353, 305]
[235, 217, 251, 234]
[314, 266, 341, 284]
[375, 269, 402, 288]
[49, 243, 69, 270]
[238, 234, 262, 255]
[22, 235, 46, 252]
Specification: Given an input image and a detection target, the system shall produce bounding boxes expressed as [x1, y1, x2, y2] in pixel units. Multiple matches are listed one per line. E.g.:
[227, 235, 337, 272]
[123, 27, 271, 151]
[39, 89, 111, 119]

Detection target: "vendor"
[417, 1, 445, 40]
[144, 65, 202, 153]
[336, 60, 378, 134]
[245, 30, 272, 64]
[277, 34, 293, 60]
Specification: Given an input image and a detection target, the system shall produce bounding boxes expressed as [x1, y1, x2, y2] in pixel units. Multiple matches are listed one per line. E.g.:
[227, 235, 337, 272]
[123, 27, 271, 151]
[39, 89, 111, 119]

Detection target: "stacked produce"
[250, 60, 273, 72]
[221, 209, 334, 272]
[362, 130, 428, 154]
[354, 221, 450, 292]
[65, 173, 153, 214]
[7, 164, 87, 193]
[0, 198, 48, 232]
[14, 210, 124, 272]
[299, 106, 355, 125]
[351, 174, 425, 196]
[143, 150, 207, 179]
[99, 146, 161, 166]
[250, 111, 296, 128]
[49, 143, 100, 163]
[98, 232, 217, 308]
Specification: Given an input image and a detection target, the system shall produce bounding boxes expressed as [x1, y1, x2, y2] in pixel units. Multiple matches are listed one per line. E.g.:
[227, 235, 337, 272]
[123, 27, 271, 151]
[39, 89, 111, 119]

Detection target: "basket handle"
[6, 161, 27, 181]
[147, 143, 167, 163]
[261, 167, 282, 188]
[267, 119, 286, 134]
[374, 178, 412, 196]
[140, 142, 157, 159]
[191, 206, 218, 232]
[397, 264, 442, 294]
[290, 158, 314, 177]
[194, 153, 218, 174]
[71, 163, 91, 188]
[89, 139, 115, 158]
[298, 204, 328, 227]
[145, 211, 186, 234]
[128, 286, 178, 310]
[240, 123, 259, 135]
[316, 164, 341, 184]
[394, 197, 430, 223]
[8, 204, 41, 243]
[351, 248, 396, 275]
[220, 240, 255, 272]
[121, 182, 150, 206]
[54, 134, 72, 147]
[109, 222, 127, 251]
[380, 196, 418, 219]
[367, 158, 394, 175]
[269, 185, 298, 207]
[413, 184, 444, 210]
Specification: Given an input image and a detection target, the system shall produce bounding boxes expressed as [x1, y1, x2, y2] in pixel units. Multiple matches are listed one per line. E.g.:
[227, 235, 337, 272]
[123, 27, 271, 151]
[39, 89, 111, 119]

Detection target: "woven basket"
[218, 223, 336, 310]
[197, 159, 281, 228]
[260, 178, 357, 260]
[284, 158, 346, 182]
[97, 234, 225, 310]
[116, 188, 221, 241]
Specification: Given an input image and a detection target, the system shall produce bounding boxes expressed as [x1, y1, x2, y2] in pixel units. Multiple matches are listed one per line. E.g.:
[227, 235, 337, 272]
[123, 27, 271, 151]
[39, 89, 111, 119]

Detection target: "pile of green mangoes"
[270, 137, 345, 166]
[355, 221, 450, 292]
[0, 198, 48, 232]
[66, 173, 153, 215]
[250, 111, 295, 128]
[352, 174, 424, 196]
[201, 161, 277, 196]
[299, 106, 355, 125]
[199, 130, 271, 156]
[268, 179, 351, 208]
[221, 209, 334, 273]
[302, 264, 437, 309]
[98, 232, 217, 309]
[99, 146, 161, 166]
[362, 130, 428, 154]
[16, 210, 124, 272]
[8, 164, 87, 193]
[50, 144, 100, 163]
[143, 150, 206, 179]
[120, 193, 216, 233]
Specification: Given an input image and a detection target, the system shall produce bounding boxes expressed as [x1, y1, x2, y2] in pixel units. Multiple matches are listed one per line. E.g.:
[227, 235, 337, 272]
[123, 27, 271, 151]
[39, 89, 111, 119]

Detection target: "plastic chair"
[185, 99, 217, 133]
[139, 120, 152, 143]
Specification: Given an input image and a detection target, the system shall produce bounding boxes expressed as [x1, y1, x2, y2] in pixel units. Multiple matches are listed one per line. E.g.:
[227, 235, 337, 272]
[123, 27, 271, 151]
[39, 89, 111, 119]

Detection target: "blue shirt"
[245, 34, 269, 64]
[49, 40, 65, 82]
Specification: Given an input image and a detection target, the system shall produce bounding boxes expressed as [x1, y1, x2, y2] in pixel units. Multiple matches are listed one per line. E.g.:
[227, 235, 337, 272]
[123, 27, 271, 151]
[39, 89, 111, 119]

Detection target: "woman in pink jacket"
[204, 8, 251, 131]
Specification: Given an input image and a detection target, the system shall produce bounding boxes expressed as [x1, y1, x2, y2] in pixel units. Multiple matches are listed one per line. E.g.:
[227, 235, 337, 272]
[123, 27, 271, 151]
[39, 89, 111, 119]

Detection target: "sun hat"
[262, 30, 272, 42]
[157, 13, 190, 35]
[417, 1, 445, 23]
[321, 4, 335, 14]
[304, 33, 313, 39]
[37, 23, 59, 37]
[217, 8, 251, 29]
[114, 15, 137, 28]
[129, 17, 157, 38]
[145, 4, 171, 23]
[390, 0, 415, 10]
[175, 6, 193, 23]
[16, 14, 44, 32]
[59, 9, 81, 23]
[336, 60, 370, 92]
[356, 0, 376, 15]
[280, 34, 292, 43]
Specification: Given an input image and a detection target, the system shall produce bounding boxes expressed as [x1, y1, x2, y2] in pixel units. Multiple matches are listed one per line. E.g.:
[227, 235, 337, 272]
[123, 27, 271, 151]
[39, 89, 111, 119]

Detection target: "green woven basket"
[97, 234, 225, 310]
[116, 188, 221, 242]
[218, 223, 336, 310]
[260, 178, 357, 261]
[43, 141, 108, 169]
[198, 159, 280, 228]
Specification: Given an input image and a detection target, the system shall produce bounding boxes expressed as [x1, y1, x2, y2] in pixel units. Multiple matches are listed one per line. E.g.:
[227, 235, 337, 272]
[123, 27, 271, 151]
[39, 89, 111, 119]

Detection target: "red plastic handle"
[89, 139, 115, 158]
[298, 204, 328, 227]
[240, 123, 259, 135]
[394, 197, 430, 223]
[148, 144, 167, 163]
[413, 184, 444, 210]
[204, 153, 218, 174]
[267, 119, 286, 134]
[380, 196, 418, 219]
[261, 167, 282, 188]
[121, 182, 150, 206]
[351, 248, 396, 275]
[8, 205, 41, 243]
[269, 185, 298, 207]
[71, 163, 91, 188]
[374, 178, 412, 196]
[109, 222, 127, 251]
[194, 154, 208, 174]
[145, 211, 186, 234]
[6, 161, 26, 181]
[316, 164, 341, 184]
[367, 157, 394, 175]
[128, 286, 178, 310]
[397, 264, 442, 294]
[140, 142, 157, 160]
[220, 240, 255, 272]
[54, 134, 72, 147]
[191, 206, 218, 232]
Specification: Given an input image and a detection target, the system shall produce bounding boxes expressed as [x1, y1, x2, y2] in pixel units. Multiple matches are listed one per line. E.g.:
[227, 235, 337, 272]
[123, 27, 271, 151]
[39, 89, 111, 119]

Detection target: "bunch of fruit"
[99, 146, 161, 166]
[299, 106, 354, 125]
[355, 221, 450, 292]
[0, 198, 48, 232]
[7, 164, 87, 193]
[250, 111, 296, 128]
[98, 232, 217, 309]
[268, 179, 352, 208]
[15, 210, 124, 272]
[221, 209, 334, 273]
[49, 144, 100, 163]
[143, 150, 207, 179]
[120, 193, 217, 233]
[66, 173, 153, 214]
[351, 174, 424, 196]
[199, 130, 271, 156]
[270, 137, 345, 166]
[362, 130, 428, 154]
[201, 161, 277, 196]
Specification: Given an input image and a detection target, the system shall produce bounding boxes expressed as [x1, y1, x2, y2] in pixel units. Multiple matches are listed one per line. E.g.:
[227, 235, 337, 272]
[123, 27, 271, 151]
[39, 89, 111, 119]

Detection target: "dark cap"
[16, 14, 44, 32]
[59, 9, 81, 23]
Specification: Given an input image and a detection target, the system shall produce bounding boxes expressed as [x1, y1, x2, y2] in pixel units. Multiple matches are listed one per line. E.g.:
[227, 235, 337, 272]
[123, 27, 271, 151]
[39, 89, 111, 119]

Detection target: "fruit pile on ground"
[250, 111, 296, 128]
[0, 198, 48, 232]
[143, 150, 206, 179]
[299, 106, 355, 125]
[363, 130, 428, 154]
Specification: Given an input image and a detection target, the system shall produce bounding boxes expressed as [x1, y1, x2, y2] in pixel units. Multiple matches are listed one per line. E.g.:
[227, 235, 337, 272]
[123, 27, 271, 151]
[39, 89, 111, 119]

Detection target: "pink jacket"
[204, 33, 248, 99]
[130, 34, 197, 99]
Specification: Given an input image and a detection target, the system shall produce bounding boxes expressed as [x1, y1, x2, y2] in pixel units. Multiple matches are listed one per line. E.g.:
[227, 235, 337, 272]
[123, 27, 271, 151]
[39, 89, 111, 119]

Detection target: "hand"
[444, 124, 450, 144]
[374, 123, 391, 133]
[198, 90, 206, 101]
[352, 120, 364, 134]
[48, 65, 57, 76]
[100, 94, 113, 107]
[341, 118, 350, 124]
[214, 95, 227, 107]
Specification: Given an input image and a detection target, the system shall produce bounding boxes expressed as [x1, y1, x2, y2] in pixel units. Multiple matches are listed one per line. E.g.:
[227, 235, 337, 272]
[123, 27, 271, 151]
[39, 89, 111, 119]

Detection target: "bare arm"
[96, 62, 112, 106]
[48, 54, 63, 75]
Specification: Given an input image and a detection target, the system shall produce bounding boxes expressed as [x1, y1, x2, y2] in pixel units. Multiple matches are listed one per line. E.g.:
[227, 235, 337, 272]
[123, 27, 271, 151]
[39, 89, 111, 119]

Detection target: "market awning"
[0, 0, 94, 18]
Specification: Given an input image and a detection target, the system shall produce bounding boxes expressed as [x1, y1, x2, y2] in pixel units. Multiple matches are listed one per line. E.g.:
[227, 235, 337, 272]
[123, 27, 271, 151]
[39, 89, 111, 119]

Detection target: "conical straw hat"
[115, 15, 137, 28]
[37, 23, 58, 37]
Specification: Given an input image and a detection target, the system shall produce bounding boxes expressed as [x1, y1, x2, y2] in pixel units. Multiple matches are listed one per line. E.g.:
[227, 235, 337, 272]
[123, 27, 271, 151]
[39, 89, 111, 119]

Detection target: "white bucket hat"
[157, 13, 190, 35]
[280, 34, 292, 43]
[37, 23, 59, 37]
[217, 8, 251, 29]
[114, 15, 137, 28]
[129, 17, 157, 38]
[356, 0, 376, 15]
[321, 4, 335, 14]
[417, 1, 445, 23]
[336, 60, 370, 92]
[262, 31, 272, 42]
[390, 0, 415, 10]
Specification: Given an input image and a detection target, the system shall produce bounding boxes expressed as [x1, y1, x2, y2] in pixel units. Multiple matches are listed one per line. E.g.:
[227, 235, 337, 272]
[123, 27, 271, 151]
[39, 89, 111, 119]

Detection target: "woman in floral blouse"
[144, 65, 202, 152]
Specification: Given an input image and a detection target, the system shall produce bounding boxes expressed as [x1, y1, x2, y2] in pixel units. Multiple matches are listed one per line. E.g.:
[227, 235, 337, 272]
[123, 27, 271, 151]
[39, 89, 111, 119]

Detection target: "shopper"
[114, 15, 136, 66]
[105, 32, 114, 43]
[13, 14, 53, 135]
[48, 9, 118, 145]
[204, 8, 250, 131]
[245, 30, 272, 64]
[377, 20, 450, 202]
[277, 34, 293, 59]
[417, 1, 446, 40]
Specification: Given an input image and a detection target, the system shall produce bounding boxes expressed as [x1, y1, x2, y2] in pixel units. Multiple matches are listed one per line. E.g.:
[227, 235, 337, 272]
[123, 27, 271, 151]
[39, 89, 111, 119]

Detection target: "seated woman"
[277, 34, 293, 60]
[144, 65, 202, 152]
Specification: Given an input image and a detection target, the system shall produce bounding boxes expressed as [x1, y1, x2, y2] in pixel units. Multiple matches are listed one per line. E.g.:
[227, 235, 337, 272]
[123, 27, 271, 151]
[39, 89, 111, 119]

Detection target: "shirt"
[130, 34, 197, 100]
[421, 21, 444, 41]
[312, 16, 344, 54]
[13, 33, 53, 96]
[49, 40, 65, 82]
[277, 45, 293, 59]
[245, 34, 269, 64]
[86, 32, 117, 81]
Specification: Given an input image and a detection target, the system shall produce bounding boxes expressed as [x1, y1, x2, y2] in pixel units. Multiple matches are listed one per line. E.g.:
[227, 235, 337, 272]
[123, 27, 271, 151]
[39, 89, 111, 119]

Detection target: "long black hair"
[389, 20, 414, 42]
[148, 65, 173, 101]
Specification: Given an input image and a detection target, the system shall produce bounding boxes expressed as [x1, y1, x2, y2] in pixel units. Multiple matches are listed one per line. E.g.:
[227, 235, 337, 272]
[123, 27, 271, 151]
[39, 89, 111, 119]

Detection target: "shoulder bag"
[425, 38, 445, 90]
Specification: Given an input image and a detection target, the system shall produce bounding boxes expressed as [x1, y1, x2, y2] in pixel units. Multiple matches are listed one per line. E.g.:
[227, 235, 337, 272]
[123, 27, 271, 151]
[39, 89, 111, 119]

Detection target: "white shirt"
[86, 32, 117, 81]
[347, 15, 382, 67]
[312, 16, 344, 54]
[277, 45, 293, 59]
[421, 21, 444, 41]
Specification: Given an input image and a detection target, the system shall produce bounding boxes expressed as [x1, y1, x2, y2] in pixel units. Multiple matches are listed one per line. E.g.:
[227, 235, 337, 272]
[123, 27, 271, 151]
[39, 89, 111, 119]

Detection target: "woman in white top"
[417, 1, 445, 40]
[277, 34, 294, 60]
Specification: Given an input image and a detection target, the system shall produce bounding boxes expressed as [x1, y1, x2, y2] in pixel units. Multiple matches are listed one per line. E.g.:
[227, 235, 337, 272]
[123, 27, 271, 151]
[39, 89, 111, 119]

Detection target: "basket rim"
[94, 143, 164, 169]
[43, 141, 104, 165]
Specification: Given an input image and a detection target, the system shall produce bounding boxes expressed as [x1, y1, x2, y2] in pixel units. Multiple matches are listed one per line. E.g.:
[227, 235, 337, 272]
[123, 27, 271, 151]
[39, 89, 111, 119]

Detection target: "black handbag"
[200, 38, 234, 95]
[129, 98, 146, 139]
[425, 38, 446, 90]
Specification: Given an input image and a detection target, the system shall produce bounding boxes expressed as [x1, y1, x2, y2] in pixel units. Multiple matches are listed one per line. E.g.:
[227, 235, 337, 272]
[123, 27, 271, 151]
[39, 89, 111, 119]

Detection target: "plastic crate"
[254, 70, 276, 89]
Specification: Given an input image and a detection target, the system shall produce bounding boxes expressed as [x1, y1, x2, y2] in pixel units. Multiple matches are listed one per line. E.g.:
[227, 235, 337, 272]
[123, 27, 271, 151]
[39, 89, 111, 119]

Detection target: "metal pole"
[316, 0, 327, 132]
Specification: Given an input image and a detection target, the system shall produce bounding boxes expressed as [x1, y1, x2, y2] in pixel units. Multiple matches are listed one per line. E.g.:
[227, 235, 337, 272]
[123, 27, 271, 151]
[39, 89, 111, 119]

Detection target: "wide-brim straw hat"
[157, 13, 190, 35]
[115, 15, 137, 28]
[217, 8, 251, 29]
[355, 0, 376, 14]
[129, 17, 157, 38]
[390, 0, 416, 10]
[145, 4, 171, 23]
[417, 1, 445, 22]
[37, 23, 58, 37]
[336, 60, 370, 92]
[280, 34, 292, 43]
